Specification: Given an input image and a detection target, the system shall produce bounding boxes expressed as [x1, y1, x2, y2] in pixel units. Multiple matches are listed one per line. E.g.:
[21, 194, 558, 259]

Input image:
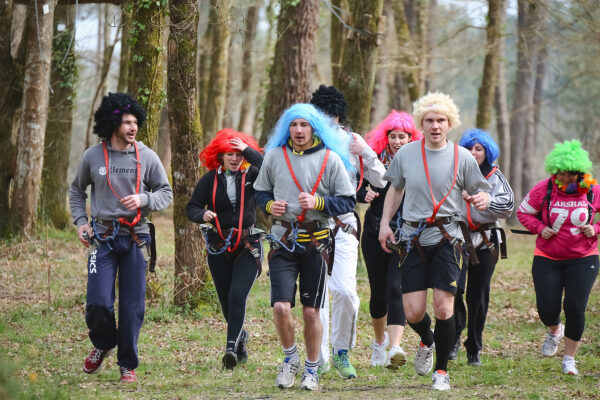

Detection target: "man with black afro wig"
[93, 92, 147, 139]
[69, 92, 172, 383]
[309, 84, 387, 379]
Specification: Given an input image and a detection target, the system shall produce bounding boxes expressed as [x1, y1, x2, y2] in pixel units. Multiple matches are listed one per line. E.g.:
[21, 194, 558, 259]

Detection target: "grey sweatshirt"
[69, 140, 173, 234]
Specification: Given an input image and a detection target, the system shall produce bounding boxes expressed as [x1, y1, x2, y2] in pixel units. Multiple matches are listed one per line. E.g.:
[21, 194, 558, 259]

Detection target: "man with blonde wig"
[378, 92, 491, 391]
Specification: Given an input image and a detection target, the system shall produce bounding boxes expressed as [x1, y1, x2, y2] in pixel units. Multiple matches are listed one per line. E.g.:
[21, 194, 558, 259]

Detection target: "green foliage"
[51, 28, 78, 92]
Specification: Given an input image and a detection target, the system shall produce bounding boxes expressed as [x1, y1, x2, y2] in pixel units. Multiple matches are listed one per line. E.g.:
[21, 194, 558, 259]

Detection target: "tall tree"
[127, 0, 168, 149]
[203, 0, 231, 142]
[337, 0, 385, 134]
[260, 0, 319, 145]
[41, 4, 77, 229]
[168, 0, 206, 306]
[9, 0, 56, 236]
[509, 0, 540, 208]
[238, 3, 258, 134]
[475, 0, 505, 130]
[494, 0, 509, 175]
[330, 0, 349, 87]
[117, 6, 131, 92]
[0, 0, 25, 235]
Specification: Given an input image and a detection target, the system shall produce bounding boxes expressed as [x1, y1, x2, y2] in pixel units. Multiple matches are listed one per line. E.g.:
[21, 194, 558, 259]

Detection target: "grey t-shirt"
[384, 140, 491, 245]
[254, 144, 355, 238]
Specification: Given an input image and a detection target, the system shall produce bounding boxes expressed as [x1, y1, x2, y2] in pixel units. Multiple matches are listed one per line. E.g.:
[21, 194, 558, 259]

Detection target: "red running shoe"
[119, 367, 138, 383]
[83, 348, 114, 374]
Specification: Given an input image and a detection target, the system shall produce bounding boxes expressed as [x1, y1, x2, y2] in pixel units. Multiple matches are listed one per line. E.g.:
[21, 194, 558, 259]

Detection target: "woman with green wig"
[517, 140, 600, 376]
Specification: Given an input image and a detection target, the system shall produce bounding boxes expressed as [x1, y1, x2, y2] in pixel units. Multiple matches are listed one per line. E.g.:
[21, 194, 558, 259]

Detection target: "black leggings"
[361, 230, 406, 326]
[532, 255, 599, 341]
[454, 247, 496, 353]
[207, 248, 259, 351]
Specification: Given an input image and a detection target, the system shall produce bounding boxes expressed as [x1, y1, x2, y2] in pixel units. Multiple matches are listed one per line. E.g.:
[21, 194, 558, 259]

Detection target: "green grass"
[1, 218, 600, 399]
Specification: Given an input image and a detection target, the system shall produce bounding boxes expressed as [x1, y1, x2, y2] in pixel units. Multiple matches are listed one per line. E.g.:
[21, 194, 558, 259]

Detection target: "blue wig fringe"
[265, 103, 355, 172]
[459, 128, 500, 164]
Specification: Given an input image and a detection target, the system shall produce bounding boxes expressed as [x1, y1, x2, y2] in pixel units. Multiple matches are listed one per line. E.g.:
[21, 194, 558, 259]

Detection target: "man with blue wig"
[254, 103, 356, 391]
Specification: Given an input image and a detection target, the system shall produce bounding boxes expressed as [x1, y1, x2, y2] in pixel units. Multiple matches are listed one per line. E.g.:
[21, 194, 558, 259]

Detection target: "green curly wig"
[544, 140, 592, 175]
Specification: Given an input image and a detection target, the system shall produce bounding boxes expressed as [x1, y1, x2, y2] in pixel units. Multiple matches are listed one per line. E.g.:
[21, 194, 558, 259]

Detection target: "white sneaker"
[385, 345, 406, 370]
[562, 357, 578, 375]
[414, 342, 435, 376]
[370, 332, 389, 367]
[431, 370, 451, 391]
[299, 369, 319, 391]
[275, 359, 301, 388]
[541, 324, 564, 357]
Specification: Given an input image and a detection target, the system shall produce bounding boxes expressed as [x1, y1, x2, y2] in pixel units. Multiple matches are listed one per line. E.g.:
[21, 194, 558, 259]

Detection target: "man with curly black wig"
[69, 92, 172, 383]
[310, 85, 387, 379]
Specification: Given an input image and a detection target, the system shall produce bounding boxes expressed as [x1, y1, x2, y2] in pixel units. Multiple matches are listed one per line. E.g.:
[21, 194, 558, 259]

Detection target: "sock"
[333, 348, 348, 356]
[305, 358, 319, 374]
[563, 355, 574, 362]
[283, 344, 299, 363]
[433, 315, 456, 372]
[408, 313, 434, 348]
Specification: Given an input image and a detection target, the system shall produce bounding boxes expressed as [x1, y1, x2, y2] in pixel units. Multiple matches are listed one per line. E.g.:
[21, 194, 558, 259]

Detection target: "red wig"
[365, 110, 422, 154]
[199, 128, 261, 170]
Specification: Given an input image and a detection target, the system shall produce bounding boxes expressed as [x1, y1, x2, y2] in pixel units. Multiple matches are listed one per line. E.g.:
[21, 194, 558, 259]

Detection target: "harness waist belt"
[96, 218, 145, 228]
[404, 217, 453, 228]
[273, 219, 328, 231]
[471, 222, 497, 232]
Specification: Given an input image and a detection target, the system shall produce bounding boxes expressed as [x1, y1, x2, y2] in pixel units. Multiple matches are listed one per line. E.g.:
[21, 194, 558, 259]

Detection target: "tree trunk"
[9, 0, 56, 237]
[330, 0, 349, 87]
[260, 0, 319, 145]
[223, 30, 238, 129]
[494, 0, 509, 176]
[117, 7, 131, 93]
[203, 0, 231, 142]
[509, 0, 538, 217]
[127, 0, 168, 149]
[475, 0, 504, 130]
[337, 0, 385, 134]
[391, 0, 420, 101]
[41, 4, 76, 229]
[197, 14, 212, 124]
[238, 4, 258, 134]
[168, 0, 207, 307]
[0, 0, 25, 235]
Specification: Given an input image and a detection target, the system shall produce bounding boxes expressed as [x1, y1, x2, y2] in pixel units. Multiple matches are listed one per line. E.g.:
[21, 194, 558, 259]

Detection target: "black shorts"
[400, 241, 463, 294]
[269, 245, 328, 309]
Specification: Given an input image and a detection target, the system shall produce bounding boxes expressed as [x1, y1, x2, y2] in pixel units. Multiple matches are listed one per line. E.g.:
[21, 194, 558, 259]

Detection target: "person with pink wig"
[359, 110, 422, 370]
[186, 128, 263, 370]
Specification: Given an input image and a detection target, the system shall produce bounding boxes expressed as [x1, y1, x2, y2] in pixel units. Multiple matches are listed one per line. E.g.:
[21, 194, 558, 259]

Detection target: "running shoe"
[317, 362, 330, 376]
[562, 358, 578, 375]
[370, 332, 388, 367]
[385, 345, 407, 370]
[414, 342, 435, 376]
[236, 329, 248, 364]
[431, 369, 450, 391]
[275, 358, 300, 388]
[299, 369, 319, 390]
[542, 324, 564, 357]
[119, 367, 137, 383]
[332, 349, 357, 379]
[222, 350, 238, 370]
[448, 336, 461, 360]
[467, 351, 481, 367]
[82, 347, 114, 374]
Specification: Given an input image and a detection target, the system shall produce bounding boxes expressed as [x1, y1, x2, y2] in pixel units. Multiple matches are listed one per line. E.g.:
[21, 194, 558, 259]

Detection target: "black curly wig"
[93, 92, 147, 139]
[310, 85, 347, 123]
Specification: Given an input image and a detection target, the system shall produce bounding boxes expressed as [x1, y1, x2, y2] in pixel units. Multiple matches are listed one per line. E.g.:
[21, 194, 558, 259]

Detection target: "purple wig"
[365, 110, 422, 154]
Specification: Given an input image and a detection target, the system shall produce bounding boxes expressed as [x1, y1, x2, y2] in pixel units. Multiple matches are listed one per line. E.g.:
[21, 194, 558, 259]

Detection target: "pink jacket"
[517, 178, 600, 260]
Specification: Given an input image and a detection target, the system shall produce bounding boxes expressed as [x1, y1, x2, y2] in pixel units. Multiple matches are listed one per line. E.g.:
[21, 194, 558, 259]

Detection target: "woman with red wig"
[187, 129, 263, 369]
[359, 110, 422, 369]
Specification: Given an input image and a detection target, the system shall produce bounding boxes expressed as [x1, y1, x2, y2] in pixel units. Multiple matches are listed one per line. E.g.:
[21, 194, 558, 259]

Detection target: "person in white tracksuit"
[310, 85, 387, 379]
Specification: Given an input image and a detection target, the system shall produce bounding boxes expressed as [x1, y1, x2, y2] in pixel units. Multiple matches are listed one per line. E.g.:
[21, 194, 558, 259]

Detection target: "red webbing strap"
[356, 156, 364, 193]
[466, 166, 498, 230]
[102, 141, 141, 227]
[211, 168, 245, 252]
[281, 145, 330, 222]
[421, 141, 459, 225]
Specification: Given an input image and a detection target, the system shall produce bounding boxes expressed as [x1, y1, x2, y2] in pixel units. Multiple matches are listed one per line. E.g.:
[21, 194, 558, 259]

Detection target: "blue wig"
[459, 129, 499, 164]
[265, 103, 355, 172]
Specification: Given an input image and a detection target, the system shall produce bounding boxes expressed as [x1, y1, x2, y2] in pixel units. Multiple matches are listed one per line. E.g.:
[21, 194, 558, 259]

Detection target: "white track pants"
[319, 222, 360, 364]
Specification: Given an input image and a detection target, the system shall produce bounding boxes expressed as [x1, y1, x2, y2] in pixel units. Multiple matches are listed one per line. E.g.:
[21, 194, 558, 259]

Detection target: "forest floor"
[1, 211, 600, 399]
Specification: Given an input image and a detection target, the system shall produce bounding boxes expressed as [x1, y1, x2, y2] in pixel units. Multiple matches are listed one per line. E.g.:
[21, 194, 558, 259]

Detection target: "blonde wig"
[412, 91, 461, 131]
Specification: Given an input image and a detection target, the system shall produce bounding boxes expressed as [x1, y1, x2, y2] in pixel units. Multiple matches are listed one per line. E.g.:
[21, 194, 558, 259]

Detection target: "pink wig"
[365, 110, 422, 154]
[199, 128, 261, 170]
